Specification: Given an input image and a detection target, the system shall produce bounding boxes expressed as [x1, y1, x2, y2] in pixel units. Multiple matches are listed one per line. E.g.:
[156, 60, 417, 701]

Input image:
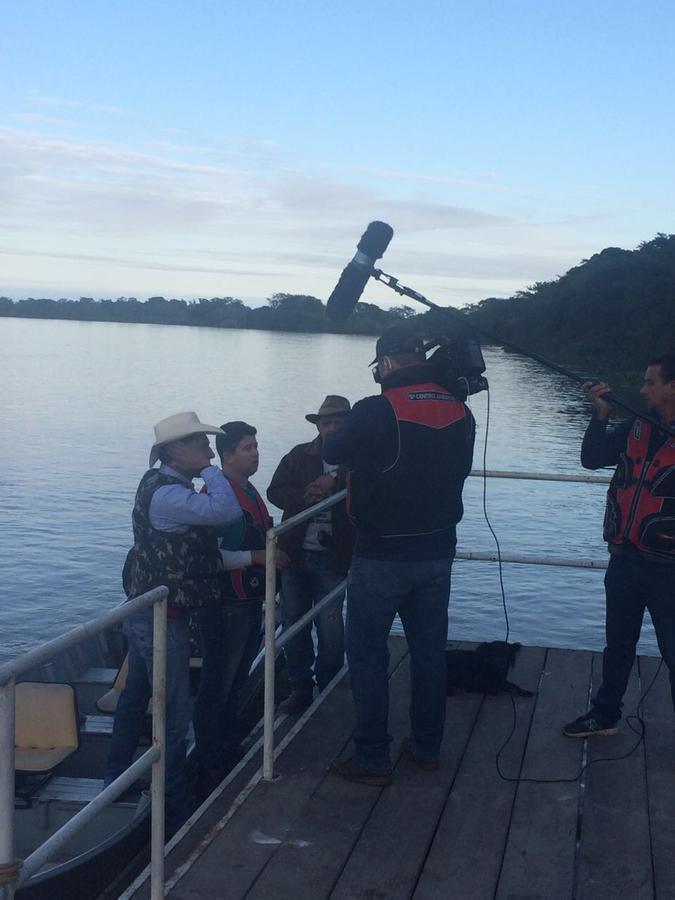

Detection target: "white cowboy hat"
[149, 411, 224, 467]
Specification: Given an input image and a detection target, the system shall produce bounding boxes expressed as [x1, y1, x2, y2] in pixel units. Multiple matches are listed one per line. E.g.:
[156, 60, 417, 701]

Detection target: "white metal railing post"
[263, 528, 278, 780]
[0, 677, 17, 900]
[150, 592, 167, 899]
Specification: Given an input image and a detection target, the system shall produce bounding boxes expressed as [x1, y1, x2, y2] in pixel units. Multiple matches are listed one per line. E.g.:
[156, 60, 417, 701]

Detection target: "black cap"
[370, 325, 426, 365]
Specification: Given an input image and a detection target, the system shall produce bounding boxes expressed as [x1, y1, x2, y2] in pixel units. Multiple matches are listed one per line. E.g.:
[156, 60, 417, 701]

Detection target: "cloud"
[0, 121, 616, 304]
[0, 126, 513, 243]
[0, 246, 289, 279]
[12, 113, 71, 127]
[25, 94, 126, 115]
[345, 164, 508, 191]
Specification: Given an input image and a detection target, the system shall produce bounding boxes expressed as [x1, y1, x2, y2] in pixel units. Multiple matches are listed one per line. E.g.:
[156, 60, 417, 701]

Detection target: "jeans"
[280, 550, 346, 693]
[594, 553, 675, 721]
[192, 602, 262, 771]
[106, 607, 192, 830]
[345, 554, 452, 769]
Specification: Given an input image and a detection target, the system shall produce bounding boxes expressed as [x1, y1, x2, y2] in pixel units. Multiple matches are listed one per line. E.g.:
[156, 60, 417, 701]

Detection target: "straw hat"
[149, 411, 224, 466]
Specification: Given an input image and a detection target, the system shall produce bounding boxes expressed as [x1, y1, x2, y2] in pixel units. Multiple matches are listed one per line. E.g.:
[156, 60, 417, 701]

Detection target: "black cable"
[480, 384, 510, 643]
[495, 657, 663, 784]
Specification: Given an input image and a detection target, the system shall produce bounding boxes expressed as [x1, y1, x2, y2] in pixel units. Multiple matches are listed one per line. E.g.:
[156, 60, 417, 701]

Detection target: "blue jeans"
[280, 551, 346, 693]
[193, 602, 262, 771]
[106, 607, 192, 830]
[594, 553, 675, 720]
[346, 555, 452, 769]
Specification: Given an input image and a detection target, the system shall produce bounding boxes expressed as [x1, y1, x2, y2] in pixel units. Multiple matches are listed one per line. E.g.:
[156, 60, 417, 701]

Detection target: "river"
[0, 316, 658, 663]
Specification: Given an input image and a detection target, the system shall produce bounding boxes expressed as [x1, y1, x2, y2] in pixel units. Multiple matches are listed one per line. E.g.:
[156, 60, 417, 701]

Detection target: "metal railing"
[461, 468, 612, 569]
[0, 586, 168, 900]
[1, 465, 613, 896]
[262, 492, 348, 780]
[261, 467, 613, 779]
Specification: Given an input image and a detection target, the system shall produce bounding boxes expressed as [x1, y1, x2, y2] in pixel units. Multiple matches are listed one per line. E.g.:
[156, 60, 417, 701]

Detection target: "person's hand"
[170, 441, 214, 473]
[251, 549, 266, 567]
[275, 549, 291, 570]
[303, 474, 335, 504]
[582, 381, 612, 421]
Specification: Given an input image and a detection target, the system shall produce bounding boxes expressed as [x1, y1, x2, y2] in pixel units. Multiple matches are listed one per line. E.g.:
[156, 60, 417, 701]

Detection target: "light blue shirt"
[148, 464, 242, 534]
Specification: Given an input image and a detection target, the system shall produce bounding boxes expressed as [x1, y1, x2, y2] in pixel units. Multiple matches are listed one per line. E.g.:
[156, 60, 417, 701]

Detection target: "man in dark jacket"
[563, 354, 675, 737]
[267, 396, 355, 713]
[323, 327, 475, 785]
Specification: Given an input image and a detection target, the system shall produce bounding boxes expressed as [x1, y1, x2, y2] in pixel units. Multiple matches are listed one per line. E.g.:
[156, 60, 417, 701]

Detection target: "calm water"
[0, 317, 658, 663]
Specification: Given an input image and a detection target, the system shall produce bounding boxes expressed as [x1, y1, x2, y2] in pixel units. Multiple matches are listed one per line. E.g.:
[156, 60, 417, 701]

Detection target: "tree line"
[461, 233, 675, 372]
[2, 233, 673, 369]
[0, 292, 412, 335]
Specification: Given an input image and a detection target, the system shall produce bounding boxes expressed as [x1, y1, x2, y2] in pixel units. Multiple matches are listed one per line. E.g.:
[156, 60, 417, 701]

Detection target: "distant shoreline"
[0, 293, 405, 337]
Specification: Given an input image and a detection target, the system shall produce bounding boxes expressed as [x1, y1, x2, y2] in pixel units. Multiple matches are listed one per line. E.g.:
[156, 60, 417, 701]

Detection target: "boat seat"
[15, 682, 80, 774]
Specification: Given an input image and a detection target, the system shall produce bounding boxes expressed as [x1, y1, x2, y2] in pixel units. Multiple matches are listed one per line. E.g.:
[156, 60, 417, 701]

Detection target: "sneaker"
[277, 689, 314, 714]
[562, 710, 619, 738]
[401, 737, 440, 771]
[329, 756, 393, 787]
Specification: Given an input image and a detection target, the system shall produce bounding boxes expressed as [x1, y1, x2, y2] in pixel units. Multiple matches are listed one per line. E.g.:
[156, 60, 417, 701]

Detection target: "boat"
[9, 613, 272, 900]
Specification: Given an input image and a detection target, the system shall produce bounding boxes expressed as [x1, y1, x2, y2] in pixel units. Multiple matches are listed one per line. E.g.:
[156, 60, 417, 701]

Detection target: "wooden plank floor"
[134, 639, 674, 900]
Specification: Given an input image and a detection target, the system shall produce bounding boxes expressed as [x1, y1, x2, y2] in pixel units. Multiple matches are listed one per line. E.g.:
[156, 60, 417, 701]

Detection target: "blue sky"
[1, 0, 674, 308]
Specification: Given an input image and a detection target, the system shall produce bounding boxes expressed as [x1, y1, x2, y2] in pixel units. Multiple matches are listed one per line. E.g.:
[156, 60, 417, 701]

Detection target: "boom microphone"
[326, 221, 394, 322]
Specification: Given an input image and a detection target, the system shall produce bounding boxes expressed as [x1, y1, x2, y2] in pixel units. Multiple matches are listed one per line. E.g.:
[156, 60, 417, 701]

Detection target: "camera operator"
[324, 325, 475, 785]
[563, 354, 675, 738]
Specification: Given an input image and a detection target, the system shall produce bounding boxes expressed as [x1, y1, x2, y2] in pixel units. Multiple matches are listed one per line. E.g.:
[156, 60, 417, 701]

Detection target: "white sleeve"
[219, 549, 253, 570]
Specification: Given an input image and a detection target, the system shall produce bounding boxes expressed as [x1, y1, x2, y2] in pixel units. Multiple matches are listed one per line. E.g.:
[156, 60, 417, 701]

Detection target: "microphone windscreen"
[326, 263, 372, 322]
[357, 221, 394, 259]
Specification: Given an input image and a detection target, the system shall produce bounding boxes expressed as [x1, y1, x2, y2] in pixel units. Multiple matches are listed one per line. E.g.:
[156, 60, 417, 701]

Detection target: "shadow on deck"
[126, 638, 674, 900]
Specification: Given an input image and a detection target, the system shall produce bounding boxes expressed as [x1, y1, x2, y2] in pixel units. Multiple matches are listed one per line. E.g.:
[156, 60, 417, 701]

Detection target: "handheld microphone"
[326, 221, 394, 322]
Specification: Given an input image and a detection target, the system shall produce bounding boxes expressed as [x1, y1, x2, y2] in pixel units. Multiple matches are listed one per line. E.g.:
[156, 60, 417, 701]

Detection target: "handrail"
[0, 588, 165, 686]
[456, 550, 608, 569]
[261, 466, 613, 779]
[263, 491, 346, 780]
[0, 586, 168, 900]
[469, 468, 612, 485]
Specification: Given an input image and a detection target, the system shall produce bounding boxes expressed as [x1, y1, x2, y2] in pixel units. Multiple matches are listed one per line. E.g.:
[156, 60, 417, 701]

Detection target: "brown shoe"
[401, 737, 440, 772]
[330, 756, 393, 787]
[277, 689, 313, 714]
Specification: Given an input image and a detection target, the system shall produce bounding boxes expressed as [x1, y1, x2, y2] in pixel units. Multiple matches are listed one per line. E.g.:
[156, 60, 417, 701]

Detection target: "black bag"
[445, 641, 534, 697]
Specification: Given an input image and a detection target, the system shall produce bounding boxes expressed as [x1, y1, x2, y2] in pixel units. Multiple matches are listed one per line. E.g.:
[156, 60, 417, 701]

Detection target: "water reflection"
[0, 318, 657, 661]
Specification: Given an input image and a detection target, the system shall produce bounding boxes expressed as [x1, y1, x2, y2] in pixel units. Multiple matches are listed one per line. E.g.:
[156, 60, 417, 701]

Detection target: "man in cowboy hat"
[106, 411, 243, 832]
[267, 396, 355, 713]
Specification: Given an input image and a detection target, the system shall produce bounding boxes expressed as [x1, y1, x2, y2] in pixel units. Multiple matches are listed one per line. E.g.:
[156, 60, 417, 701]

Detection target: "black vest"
[122, 469, 223, 608]
[348, 380, 472, 537]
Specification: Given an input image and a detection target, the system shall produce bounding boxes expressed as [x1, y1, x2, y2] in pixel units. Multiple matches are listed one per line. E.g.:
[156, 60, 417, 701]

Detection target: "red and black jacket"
[324, 365, 475, 560]
[602, 419, 675, 562]
[219, 479, 272, 602]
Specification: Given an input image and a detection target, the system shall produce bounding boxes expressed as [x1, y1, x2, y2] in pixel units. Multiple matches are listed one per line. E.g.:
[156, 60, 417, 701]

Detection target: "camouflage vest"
[122, 469, 223, 608]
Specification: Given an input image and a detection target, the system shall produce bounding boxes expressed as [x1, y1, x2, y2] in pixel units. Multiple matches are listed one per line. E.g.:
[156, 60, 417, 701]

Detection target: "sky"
[1, 0, 674, 309]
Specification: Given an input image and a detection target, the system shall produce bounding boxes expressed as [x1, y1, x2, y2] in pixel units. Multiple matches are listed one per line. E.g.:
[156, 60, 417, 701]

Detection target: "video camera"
[425, 331, 488, 401]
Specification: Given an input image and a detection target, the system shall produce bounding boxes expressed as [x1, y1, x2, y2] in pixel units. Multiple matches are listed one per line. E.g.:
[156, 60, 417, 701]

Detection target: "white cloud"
[12, 113, 71, 127]
[0, 122, 624, 304]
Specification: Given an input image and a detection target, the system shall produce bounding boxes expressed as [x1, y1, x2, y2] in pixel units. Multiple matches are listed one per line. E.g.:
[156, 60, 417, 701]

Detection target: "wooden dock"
[125, 638, 674, 900]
